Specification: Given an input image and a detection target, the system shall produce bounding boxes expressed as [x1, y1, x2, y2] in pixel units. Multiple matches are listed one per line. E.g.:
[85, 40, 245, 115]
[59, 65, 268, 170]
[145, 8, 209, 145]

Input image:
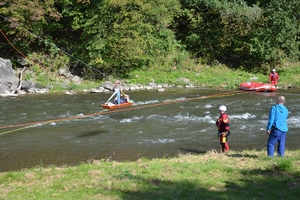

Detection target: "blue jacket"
[267, 104, 288, 132]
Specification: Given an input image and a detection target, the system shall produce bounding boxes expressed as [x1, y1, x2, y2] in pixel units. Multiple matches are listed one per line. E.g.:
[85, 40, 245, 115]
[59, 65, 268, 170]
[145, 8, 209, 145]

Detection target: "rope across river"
[0, 90, 248, 135]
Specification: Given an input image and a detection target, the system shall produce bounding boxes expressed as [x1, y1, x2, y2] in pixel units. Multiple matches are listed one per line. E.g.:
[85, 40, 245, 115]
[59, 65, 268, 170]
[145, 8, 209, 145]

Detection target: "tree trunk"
[15, 67, 26, 94]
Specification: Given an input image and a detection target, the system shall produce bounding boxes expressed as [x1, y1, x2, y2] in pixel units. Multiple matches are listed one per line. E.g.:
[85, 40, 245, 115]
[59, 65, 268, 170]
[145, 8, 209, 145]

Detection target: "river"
[0, 88, 299, 172]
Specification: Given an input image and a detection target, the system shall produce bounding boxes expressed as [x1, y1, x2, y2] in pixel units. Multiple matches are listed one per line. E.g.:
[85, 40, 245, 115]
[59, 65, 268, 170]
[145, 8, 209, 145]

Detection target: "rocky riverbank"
[0, 57, 196, 96]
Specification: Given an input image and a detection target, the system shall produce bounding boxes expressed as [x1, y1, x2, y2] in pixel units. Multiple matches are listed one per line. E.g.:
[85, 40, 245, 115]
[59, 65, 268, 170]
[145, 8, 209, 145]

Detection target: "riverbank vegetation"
[1, 0, 299, 92]
[29, 62, 300, 92]
[1, 149, 300, 199]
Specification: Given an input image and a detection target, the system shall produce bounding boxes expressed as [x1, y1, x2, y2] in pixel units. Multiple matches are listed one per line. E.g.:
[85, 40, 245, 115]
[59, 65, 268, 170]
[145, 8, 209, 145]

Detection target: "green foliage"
[27, 51, 70, 72]
[0, 0, 62, 54]
[0, 0, 299, 81]
[262, 1, 300, 62]
[81, 0, 184, 77]
[127, 63, 272, 90]
[174, 0, 300, 69]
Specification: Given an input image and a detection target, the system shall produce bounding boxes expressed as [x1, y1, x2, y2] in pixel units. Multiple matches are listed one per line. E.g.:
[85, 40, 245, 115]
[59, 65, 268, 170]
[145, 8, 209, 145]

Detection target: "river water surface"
[0, 88, 299, 171]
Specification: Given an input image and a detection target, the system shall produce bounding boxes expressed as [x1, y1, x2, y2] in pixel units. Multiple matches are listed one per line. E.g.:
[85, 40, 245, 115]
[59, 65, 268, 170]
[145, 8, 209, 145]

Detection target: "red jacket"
[216, 113, 230, 132]
[268, 73, 279, 84]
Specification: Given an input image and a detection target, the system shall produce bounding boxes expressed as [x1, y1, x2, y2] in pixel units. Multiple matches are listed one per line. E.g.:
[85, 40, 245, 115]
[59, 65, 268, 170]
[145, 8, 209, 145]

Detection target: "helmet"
[272, 69, 276, 72]
[219, 105, 227, 112]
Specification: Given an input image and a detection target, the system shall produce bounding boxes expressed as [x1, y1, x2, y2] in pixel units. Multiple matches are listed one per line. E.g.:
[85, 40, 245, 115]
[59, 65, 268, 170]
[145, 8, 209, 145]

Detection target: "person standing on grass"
[266, 96, 289, 157]
[268, 69, 279, 86]
[216, 105, 230, 153]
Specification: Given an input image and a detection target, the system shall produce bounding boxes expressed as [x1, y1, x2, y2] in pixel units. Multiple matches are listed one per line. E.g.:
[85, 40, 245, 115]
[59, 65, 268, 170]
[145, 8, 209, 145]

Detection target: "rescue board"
[101, 88, 134, 110]
[101, 101, 133, 110]
[239, 82, 276, 92]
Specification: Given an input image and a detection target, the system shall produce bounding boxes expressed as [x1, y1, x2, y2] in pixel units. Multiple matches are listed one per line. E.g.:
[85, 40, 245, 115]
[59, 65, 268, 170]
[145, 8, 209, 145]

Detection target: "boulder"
[0, 58, 18, 94]
[101, 81, 115, 91]
[0, 57, 40, 95]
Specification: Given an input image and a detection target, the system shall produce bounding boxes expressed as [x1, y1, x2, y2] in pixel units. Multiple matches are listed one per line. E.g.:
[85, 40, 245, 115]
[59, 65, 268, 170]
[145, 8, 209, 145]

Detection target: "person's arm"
[267, 106, 276, 134]
[268, 74, 271, 83]
[121, 90, 126, 97]
[223, 115, 230, 135]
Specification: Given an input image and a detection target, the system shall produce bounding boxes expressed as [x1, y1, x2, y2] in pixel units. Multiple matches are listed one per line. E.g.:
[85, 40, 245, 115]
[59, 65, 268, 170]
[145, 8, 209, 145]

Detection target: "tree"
[60, 0, 183, 78]
[174, 0, 300, 70]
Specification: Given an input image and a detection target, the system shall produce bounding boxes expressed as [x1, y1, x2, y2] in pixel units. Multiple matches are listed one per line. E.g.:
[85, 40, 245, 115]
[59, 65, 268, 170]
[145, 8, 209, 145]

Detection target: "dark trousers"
[267, 128, 286, 157]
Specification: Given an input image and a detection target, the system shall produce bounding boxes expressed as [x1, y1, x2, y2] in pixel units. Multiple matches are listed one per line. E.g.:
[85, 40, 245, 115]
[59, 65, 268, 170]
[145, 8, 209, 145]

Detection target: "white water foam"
[141, 138, 176, 144]
[120, 116, 142, 123]
[204, 104, 213, 108]
[135, 100, 159, 105]
[230, 113, 256, 120]
[287, 116, 300, 128]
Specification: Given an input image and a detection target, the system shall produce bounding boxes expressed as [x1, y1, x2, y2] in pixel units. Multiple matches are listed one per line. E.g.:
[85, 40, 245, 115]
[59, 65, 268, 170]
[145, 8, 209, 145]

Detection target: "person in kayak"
[112, 80, 130, 105]
[112, 92, 130, 105]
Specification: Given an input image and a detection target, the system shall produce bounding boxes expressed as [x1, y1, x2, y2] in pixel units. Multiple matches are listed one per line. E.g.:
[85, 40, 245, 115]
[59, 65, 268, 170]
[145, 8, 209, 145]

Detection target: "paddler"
[216, 105, 230, 153]
[113, 80, 129, 105]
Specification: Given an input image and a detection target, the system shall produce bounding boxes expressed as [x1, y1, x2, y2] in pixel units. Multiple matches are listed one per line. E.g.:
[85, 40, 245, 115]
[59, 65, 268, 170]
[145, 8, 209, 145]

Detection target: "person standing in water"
[216, 105, 230, 153]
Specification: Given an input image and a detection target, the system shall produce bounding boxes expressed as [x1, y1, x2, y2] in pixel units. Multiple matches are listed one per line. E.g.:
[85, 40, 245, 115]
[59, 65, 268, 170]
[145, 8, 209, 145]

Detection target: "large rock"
[101, 81, 115, 91]
[0, 58, 18, 94]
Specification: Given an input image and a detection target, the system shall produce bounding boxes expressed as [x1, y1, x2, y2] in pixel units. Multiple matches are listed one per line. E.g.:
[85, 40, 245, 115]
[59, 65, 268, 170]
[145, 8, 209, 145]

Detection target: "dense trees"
[0, 0, 299, 79]
[174, 0, 300, 70]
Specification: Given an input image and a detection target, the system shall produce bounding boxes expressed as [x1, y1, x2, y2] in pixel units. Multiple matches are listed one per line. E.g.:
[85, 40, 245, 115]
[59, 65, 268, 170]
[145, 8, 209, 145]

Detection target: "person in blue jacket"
[266, 96, 289, 157]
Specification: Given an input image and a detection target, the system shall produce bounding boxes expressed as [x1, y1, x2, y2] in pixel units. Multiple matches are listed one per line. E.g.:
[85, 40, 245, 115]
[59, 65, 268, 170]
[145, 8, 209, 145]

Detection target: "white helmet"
[272, 69, 276, 72]
[219, 105, 227, 112]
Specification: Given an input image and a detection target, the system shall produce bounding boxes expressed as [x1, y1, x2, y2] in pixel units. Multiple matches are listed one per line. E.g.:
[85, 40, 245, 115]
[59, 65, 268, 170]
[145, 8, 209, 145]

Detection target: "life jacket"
[216, 113, 230, 132]
[270, 73, 278, 81]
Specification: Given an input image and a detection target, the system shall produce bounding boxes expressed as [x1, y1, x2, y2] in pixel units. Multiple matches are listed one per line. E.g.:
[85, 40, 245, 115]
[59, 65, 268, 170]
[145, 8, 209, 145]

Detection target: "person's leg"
[267, 129, 279, 157]
[277, 131, 286, 157]
[220, 135, 229, 152]
[220, 137, 225, 152]
[223, 142, 230, 152]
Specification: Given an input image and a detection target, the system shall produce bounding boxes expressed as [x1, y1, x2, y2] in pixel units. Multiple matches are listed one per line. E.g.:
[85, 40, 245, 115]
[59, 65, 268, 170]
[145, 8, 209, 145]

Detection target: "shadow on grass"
[109, 165, 300, 200]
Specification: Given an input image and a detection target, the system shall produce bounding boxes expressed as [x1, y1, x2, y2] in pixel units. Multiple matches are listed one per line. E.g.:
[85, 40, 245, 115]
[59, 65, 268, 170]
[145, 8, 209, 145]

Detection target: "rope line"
[0, 14, 108, 78]
[0, 29, 63, 80]
[0, 29, 28, 58]
[0, 90, 248, 135]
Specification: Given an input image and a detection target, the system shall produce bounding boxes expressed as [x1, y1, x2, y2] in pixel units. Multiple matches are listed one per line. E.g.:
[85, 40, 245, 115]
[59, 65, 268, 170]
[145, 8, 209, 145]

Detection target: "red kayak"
[101, 101, 133, 110]
[101, 88, 134, 110]
[239, 82, 276, 92]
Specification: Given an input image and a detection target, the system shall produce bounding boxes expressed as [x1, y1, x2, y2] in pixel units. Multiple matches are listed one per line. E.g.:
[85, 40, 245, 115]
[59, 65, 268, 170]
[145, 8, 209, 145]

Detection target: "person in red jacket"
[268, 69, 279, 86]
[216, 105, 230, 153]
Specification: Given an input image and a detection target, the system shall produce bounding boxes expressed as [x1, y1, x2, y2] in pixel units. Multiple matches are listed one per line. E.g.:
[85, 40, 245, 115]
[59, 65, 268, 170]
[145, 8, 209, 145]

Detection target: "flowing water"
[0, 88, 299, 172]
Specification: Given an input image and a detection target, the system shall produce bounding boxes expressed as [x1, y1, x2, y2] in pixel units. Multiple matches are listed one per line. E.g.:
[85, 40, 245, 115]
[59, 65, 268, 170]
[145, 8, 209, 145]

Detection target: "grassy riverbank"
[56, 63, 300, 92]
[1, 149, 300, 199]
[117, 63, 300, 89]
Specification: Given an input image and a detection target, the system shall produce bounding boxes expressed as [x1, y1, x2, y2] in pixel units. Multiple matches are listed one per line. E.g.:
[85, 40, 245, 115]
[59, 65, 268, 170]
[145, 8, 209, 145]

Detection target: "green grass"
[126, 63, 300, 90]
[31, 62, 300, 92]
[1, 149, 300, 200]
